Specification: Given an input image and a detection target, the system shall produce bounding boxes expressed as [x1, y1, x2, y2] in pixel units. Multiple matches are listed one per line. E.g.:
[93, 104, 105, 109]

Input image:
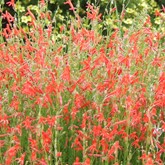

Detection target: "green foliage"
[1, 0, 165, 38]
[9, 0, 164, 35]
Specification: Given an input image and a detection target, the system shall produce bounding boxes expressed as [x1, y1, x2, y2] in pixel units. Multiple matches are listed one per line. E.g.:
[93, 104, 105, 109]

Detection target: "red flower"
[22, 81, 36, 97]
[71, 137, 83, 151]
[6, 0, 15, 7]
[93, 125, 102, 137]
[87, 140, 98, 153]
[83, 158, 90, 165]
[64, 0, 75, 11]
[2, 11, 14, 23]
[155, 9, 161, 17]
[74, 93, 85, 109]
[15, 153, 26, 165]
[162, 5, 165, 13]
[46, 116, 56, 127]
[29, 138, 39, 152]
[37, 158, 48, 165]
[86, 3, 102, 21]
[5, 145, 20, 164]
[22, 117, 32, 130]
[61, 65, 71, 82]
[0, 140, 5, 148]
[42, 128, 52, 152]
[56, 152, 62, 157]
[73, 157, 81, 165]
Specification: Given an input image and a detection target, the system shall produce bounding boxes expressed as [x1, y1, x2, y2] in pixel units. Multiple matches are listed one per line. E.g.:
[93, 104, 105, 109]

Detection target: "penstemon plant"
[0, 0, 165, 165]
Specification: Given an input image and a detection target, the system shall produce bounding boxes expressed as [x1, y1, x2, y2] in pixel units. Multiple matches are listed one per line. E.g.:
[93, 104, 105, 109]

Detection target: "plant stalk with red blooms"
[64, 0, 75, 11]
[6, 0, 15, 7]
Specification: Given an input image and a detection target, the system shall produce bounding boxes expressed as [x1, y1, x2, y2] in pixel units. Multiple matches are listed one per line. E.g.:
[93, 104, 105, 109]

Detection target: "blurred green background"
[1, 0, 165, 33]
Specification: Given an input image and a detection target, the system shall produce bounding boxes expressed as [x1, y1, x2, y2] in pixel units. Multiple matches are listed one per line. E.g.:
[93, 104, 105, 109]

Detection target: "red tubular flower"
[87, 140, 98, 153]
[6, 0, 15, 7]
[83, 158, 90, 165]
[42, 128, 52, 152]
[31, 151, 37, 161]
[74, 93, 85, 109]
[56, 152, 62, 157]
[61, 65, 71, 82]
[162, 5, 165, 13]
[46, 116, 56, 127]
[154, 72, 165, 107]
[86, 3, 102, 21]
[73, 157, 81, 165]
[2, 24, 12, 38]
[26, 8, 35, 20]
[37, 158, 48, 165]
[2, 11, 14, 23]
[0, 140, 5, 148]
[93, 125, 102, 137]
[101, 139, 109, 153]
[5, 145, 20, 164]
[64, 0, 75, 11]
[15, 153, 26, 165]
[71, 137, 83, 151]
[155, 9, 161, 17]
[40, 0, 46, 6]
[22, 117, 32, 130]
[22, 81, 37, 97]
